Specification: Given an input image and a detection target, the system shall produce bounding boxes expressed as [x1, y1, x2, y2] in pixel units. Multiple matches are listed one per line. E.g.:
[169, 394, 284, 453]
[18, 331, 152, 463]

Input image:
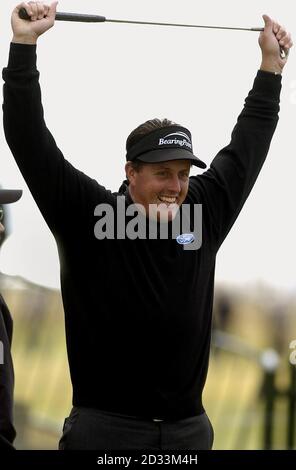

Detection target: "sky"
[0, 0, 295, 291]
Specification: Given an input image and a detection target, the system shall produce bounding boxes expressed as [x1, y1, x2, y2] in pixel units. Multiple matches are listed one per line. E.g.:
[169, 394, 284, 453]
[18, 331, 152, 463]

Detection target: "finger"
[281, 32, 291, 45]
[279, 32, 290, 50]
[36, 2, 45, 20]
[43, 4, 50, 17]
[281, 36, 293, 58]
[31, 1, 44, 20]
[262, 14, 273, 33]
[279, 37, 288, 47]
[276, 26, 287, 41]
[283, 34, 293, 49]
[16, 2, 33, 17]
[273, 21, 280, 34]
[47, 1, 58, 19]
[28, 1, 38, 21]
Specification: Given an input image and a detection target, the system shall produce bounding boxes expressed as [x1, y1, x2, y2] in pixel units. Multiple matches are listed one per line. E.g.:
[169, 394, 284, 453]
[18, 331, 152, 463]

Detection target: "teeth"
[158, 196, 177, 204]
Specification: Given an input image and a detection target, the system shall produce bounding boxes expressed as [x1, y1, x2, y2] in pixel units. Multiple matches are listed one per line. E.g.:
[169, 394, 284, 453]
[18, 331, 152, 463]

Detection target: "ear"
[125, 162, 136, 185]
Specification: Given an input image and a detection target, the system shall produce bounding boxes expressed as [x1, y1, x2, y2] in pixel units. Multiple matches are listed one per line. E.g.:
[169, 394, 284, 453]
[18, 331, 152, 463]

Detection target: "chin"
[149, 203, 180, 222]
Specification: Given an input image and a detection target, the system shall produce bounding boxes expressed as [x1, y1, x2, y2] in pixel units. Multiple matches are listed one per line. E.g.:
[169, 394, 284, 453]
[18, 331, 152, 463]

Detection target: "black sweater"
[2, 43, 281, 419]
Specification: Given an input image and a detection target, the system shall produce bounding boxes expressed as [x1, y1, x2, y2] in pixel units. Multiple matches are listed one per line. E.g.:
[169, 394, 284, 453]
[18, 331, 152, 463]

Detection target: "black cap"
[126, 125, 207, 169]
[0, 189, 23, 204]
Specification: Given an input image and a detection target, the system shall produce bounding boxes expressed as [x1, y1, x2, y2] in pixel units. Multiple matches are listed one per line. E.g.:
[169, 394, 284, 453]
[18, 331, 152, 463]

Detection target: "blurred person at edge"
[0, 189, 22, 449]
[2, 1, 293, 450]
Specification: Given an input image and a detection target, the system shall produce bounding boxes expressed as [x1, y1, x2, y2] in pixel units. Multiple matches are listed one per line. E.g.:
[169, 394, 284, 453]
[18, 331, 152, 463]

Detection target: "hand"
[259, 15, 293, 74]
[12, 1, 58, 45]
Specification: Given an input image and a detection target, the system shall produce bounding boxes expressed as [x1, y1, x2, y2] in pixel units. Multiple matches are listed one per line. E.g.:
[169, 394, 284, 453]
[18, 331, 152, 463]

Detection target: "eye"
[156, 171, 168, 177]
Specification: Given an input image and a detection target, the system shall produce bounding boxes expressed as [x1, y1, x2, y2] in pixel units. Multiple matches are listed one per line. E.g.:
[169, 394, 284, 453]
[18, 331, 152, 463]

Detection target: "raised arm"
[3, 2, 111, 236]
[188, 15, 293, 250]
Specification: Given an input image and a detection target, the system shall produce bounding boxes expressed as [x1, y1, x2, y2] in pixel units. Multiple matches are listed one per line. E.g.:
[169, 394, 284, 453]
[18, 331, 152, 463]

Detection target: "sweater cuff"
[8, 42, 37, 70]
[253, 69, 282, 97]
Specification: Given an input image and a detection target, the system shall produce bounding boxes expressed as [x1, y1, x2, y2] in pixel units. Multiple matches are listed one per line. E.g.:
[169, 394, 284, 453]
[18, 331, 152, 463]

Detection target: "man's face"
[126, 159, 191, 221]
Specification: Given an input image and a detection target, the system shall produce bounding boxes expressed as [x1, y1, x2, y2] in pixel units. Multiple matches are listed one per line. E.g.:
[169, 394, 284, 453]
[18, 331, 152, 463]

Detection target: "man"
[0, 189, 22, 449]
[2, 2, 292, 450]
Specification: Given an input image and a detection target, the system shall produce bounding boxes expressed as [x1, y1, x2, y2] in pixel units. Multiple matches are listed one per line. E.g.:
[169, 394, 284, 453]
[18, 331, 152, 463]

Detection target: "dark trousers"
[59, 407, 214, 450]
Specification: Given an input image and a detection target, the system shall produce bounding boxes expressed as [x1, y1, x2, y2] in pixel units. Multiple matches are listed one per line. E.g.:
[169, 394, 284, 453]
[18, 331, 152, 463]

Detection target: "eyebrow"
[155, 166, 190, 171]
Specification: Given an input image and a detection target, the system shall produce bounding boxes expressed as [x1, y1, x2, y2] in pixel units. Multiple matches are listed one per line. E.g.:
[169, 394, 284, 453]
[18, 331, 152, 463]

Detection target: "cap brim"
[0, 189, 23, 204]
[136, 148, 207, 169]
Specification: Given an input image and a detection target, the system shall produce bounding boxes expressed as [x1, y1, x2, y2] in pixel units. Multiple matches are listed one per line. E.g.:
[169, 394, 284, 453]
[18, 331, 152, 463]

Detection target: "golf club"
[18, 8, 264, 31]
[18, 8, 287, 57]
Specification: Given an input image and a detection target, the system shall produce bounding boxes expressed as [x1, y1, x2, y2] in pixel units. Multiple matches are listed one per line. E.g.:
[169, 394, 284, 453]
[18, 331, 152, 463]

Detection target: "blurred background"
[0, 274, 295, 449]
[0, 0, 296, 450]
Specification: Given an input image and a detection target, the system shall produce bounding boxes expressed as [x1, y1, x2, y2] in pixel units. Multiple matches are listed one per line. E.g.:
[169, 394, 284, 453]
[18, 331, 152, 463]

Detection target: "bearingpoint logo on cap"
[158, 132, 192, 150]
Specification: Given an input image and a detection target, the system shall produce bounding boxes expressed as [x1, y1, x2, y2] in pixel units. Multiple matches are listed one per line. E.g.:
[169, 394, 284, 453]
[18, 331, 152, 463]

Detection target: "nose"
[0, 222, 5, 234]
[167, 175, 181, 194]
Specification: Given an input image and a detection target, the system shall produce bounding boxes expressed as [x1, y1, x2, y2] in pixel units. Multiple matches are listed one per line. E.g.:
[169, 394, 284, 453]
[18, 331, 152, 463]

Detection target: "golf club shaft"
[18, 8, 263, 31]
[19, 9, 287, 56]
[108, 19, 263, 31]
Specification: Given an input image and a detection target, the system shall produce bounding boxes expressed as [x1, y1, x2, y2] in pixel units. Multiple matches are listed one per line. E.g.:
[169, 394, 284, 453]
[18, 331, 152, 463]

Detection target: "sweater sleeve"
[2, 43, 112, 236]
[187, 70, 282, 250]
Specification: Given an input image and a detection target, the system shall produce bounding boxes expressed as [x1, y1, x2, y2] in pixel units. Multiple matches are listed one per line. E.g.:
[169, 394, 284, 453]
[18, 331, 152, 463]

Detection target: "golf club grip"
[18, 8, 106, 23]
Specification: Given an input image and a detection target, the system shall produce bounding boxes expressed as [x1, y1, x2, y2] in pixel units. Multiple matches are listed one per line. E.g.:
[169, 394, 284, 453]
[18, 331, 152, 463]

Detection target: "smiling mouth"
[157, 196, 178, 205]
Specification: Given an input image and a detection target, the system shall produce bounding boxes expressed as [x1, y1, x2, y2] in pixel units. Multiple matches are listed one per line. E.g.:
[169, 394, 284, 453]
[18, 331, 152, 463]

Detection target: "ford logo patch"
[176, 233, 195, 245]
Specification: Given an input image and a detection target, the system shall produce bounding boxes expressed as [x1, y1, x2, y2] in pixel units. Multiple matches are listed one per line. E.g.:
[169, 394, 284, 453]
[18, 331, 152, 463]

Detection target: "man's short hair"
[126, 118, 179, 153]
